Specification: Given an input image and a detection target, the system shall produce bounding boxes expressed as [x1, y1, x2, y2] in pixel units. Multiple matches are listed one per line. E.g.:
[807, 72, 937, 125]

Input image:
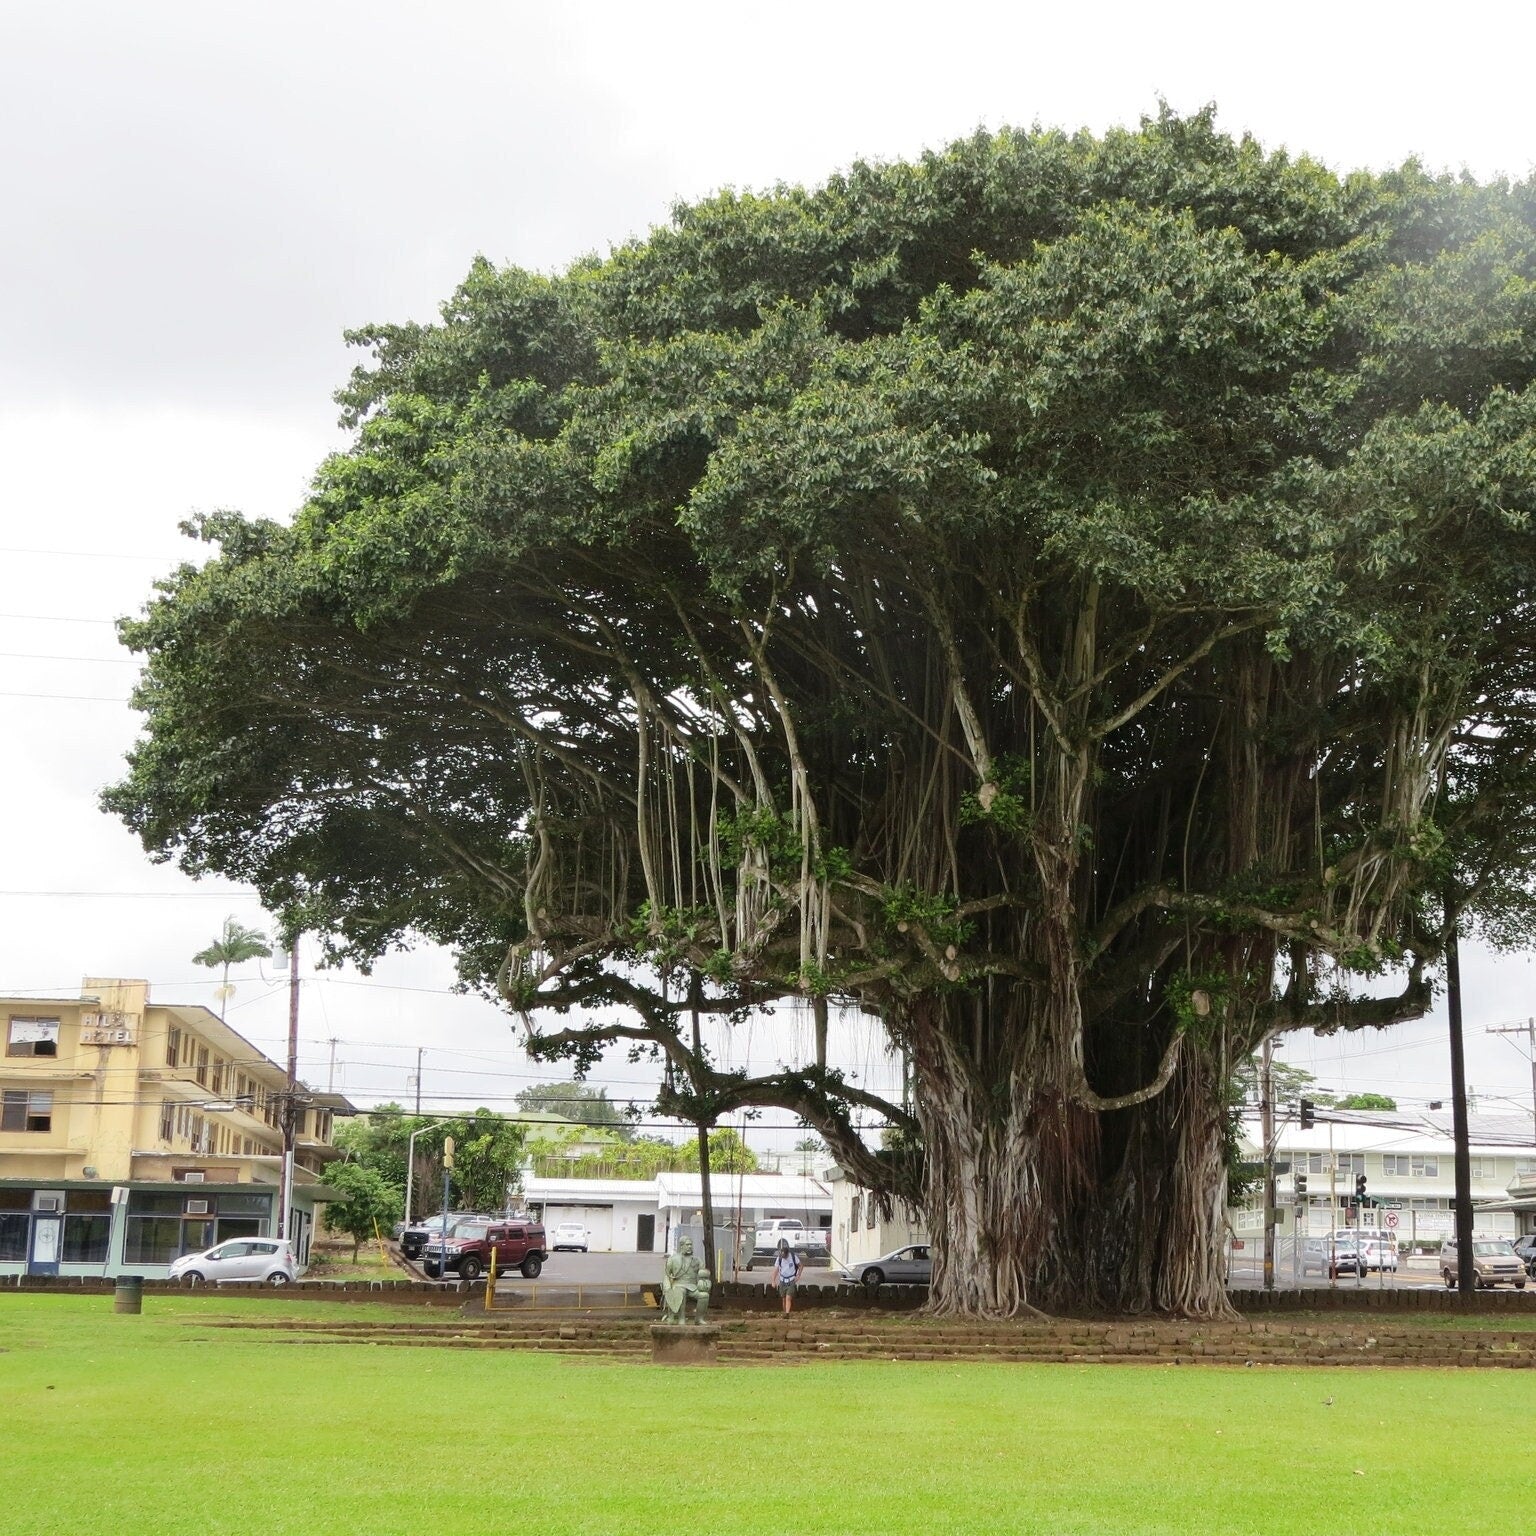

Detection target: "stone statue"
[659, 1234, 712, 1325]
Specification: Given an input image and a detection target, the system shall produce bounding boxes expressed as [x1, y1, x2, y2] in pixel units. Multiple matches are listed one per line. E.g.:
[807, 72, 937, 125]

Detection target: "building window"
[166, 1026, 181, 1068]
[7, 1018, 59, 1057]
[159, 1100, 174, 1141]
[123, 1190, 227, 1264]
[1, 1089, 52, 1132]
[867, 1194, 877, 1230]
[211, 1058, 225, 1095]
[849, 1192, 861, 1231]
[1336, 1153, 1365, 1178]
[0, 1213, 27, 1261]
[194, 1046, 209, 1087]
[62, 1193, 112, 1264]
[62, 1215, 110, 1264]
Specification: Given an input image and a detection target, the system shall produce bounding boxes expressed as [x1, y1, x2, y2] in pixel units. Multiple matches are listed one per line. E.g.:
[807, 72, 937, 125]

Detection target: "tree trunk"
[1090, 1047, 1234, 1316]
[904, 988, 1094, 1317]
[902, 988, 1233, 1319]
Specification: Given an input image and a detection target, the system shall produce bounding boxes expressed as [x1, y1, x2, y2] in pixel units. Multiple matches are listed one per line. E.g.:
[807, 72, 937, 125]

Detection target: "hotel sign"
[81, 1010, 139, 1046]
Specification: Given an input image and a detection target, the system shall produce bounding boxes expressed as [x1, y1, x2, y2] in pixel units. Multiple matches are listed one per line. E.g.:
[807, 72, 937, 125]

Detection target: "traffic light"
[1295, 1173, 1308, 1197]
[1299, 1099, 1315, 1129]
[1355, 1173, 1367, 1199]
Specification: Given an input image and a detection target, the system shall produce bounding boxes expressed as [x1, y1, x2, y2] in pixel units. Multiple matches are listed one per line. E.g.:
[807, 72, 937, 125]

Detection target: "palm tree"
[192, 917, 271, 1017]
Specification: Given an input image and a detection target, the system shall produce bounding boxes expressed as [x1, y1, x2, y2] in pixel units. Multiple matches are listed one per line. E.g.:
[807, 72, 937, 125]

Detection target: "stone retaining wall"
[4, 1274, 469, 1305]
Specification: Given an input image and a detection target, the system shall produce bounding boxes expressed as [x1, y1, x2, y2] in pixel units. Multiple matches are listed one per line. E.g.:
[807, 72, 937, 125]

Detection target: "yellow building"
[1, 977, 352, 1277]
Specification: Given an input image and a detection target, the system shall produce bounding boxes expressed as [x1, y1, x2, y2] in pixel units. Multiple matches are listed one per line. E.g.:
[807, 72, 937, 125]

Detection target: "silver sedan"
[845, 1244, 932, 1290]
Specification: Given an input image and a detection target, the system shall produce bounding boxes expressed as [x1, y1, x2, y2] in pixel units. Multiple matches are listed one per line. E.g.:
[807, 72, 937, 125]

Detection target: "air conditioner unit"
[35, 1194, 63, 1213]
[182, 1172, 206, 1184]
[185, 1199, 211, 1215]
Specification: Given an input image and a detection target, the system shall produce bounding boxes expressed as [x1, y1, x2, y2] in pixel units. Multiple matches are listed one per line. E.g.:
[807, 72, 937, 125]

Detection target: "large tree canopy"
[107, 111, 1536, 1317]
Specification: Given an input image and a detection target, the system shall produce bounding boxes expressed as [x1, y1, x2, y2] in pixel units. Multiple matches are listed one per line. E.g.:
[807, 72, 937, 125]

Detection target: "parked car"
[1299, 1235, 1367, 1278]
[1358, 1234, 1399, 1273]
[400, 1210, 489, 1260]
[169, 1237, 297, 1286]
[1510, 1233, 1536, 1278]
[1441, 1235, 1528, 1290]
[422, 1219, 548, 1281]
[550, 1221, 589, 1252]
[844, 1244, 932, 1291]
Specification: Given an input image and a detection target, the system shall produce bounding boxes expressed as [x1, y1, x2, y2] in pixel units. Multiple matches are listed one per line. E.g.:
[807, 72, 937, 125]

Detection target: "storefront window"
[62, 1213, 111, 1263]
[125, 1216, 182, 1264]
[218, 1193, 271, 1215]
[0, 1212, 28, 1261]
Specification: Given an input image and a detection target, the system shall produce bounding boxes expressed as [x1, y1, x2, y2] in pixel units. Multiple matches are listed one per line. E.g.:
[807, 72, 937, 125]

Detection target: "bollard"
[114, 1275, 144, 1315]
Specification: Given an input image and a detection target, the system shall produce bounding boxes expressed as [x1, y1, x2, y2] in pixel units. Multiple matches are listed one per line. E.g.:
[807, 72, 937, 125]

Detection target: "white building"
[1232, 1109, 1536, 1247]
[518, 1170, 833, 1255]
[519, 1176, 663, 1253]
[825, 1164, 926, 1266]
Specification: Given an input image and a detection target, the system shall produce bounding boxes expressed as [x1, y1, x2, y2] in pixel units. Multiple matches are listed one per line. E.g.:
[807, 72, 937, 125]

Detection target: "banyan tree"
[107, 111, 1536, 1316]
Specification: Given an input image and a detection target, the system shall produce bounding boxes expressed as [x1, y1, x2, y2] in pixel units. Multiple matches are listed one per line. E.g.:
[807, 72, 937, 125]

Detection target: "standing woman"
[773, 1237, 802, 1314]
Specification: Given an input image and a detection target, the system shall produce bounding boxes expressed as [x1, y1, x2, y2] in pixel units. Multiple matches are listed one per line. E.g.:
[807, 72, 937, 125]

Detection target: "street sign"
[1383, 1210, 1400, 1229]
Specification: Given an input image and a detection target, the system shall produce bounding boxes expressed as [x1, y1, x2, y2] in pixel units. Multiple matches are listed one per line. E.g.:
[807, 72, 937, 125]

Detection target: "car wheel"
[521, 1256, 543, 1279]
[1516, 1280, 1527, 1290]
[460, 1256, 483, 1282]
[424, 1265, 440, 1280]
[182, 1270, 205, 1287]
[862, 1268, 885, 1291]
[1444, 1271, 1456, 1290]
[266, 1271, 291, 1287]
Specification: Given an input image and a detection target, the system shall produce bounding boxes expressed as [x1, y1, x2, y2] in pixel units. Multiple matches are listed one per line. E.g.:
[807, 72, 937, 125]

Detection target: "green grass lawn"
[1, 1295, 1531, 1536]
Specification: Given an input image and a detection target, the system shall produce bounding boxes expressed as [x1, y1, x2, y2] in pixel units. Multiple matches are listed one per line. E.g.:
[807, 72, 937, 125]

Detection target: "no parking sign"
[1383, 1210, 1400, 1229]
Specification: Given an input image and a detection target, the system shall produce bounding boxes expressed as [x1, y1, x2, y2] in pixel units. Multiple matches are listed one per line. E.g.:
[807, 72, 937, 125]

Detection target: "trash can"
[114, 1275, 144, 1315]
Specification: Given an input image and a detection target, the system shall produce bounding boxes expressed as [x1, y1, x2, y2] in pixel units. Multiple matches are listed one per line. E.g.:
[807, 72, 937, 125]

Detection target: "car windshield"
[451, 1224, 488, 1239]
[1473, 1241, 1513, 1256]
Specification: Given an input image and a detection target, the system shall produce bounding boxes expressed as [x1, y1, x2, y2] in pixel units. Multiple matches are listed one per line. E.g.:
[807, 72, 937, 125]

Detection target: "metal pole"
[1328, 1121, 1336, 1289]
[1261, 1037, 1276, 1292]
[277, 934, 300, 1242]
[414, 1047, 424, 1116]
[404, 1119, 448, 1226]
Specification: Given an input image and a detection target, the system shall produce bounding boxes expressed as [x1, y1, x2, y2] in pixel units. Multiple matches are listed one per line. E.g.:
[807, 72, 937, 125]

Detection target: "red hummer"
[422, 1217, 548, 1281]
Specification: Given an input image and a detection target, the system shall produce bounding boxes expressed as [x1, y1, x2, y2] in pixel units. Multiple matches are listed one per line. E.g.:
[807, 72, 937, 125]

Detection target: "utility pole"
[414, 1047, 424, 1116]
[1446, 913, 1475, 1305]
[1486, 1019, 1536, 1135]
[278, 934, 300, 1245]
[326, 1037, 341, 1093]
[1260, 1036, 1276, 1292]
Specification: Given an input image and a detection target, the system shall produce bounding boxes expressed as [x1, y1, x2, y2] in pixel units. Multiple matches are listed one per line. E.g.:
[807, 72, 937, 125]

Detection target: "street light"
[404, 1120, 449, 1228]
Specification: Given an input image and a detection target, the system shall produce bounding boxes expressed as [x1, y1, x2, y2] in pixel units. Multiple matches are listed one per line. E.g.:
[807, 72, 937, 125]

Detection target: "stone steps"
[207, 1312, 1536, 1367]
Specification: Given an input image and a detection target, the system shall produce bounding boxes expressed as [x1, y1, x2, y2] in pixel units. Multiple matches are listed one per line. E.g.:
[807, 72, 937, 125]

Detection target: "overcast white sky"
[3, 0, 1536, 1136]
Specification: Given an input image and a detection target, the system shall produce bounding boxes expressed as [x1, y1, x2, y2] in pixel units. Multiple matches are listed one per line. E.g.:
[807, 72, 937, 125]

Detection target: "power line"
[0, 650, 137, 664]
[0, 690, 129, 702]
[0, 613, 120, 624]
[0, 546, 185, 563]
[0, 890, 261, 899]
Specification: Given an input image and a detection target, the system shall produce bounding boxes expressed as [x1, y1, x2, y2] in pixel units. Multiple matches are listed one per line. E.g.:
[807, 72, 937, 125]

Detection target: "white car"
[168, 1237, 298, 1286]
[550, 1221, 589, 1252]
